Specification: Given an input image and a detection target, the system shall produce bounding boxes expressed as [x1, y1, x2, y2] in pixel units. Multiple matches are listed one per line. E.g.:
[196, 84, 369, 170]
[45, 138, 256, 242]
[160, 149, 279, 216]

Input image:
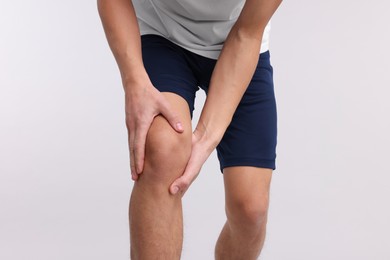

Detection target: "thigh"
[141, 34, 199, 117]
[216, 51, 277, 172]
[223, 166, 272, 214]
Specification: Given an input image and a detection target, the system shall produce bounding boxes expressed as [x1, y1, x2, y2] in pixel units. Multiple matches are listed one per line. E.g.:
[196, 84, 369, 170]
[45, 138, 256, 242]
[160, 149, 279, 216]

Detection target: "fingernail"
[172, 186, 179, 194]
[176, 122, 183, 131]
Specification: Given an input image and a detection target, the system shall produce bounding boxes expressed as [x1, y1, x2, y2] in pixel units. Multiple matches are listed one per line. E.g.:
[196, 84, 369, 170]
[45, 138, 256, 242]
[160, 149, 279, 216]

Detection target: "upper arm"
[234, 0, 283, 38]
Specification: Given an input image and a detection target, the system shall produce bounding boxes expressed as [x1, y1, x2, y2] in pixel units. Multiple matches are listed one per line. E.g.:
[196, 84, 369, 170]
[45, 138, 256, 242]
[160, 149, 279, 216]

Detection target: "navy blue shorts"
[141, 34, 277, 172]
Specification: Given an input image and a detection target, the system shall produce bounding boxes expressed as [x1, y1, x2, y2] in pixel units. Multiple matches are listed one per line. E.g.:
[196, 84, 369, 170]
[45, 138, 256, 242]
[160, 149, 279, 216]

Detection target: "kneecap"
[144, 115, 191, 177]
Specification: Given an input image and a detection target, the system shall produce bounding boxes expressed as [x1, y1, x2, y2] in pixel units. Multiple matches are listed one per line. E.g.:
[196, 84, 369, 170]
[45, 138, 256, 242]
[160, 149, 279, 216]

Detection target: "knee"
[143, 115, 191, 181]
[226, 194, 269, 229]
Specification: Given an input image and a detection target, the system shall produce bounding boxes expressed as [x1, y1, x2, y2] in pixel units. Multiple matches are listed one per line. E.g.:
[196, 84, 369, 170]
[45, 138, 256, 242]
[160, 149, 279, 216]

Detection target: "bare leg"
[129, 93, 192, 260]
[215, 166, 272, 260]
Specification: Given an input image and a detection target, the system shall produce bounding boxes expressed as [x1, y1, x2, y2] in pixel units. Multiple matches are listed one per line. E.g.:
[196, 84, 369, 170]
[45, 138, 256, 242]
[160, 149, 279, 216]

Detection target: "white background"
[1, 0, 390, 259]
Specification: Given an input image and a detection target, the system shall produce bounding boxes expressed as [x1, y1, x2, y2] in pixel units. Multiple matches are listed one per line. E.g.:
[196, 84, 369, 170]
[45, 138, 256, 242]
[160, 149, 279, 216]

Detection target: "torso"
[133, 0, 271, 59]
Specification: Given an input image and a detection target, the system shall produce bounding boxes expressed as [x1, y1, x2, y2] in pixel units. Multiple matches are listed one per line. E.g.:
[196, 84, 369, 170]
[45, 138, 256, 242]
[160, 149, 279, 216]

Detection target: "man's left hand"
[169, 128, 216, 196]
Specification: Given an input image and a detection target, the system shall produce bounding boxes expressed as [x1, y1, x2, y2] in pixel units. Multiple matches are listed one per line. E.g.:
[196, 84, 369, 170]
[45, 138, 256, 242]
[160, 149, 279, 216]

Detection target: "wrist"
[194, 119, 226, 151]
[122, 68, 151, 91]
[120, 61, 149, 83]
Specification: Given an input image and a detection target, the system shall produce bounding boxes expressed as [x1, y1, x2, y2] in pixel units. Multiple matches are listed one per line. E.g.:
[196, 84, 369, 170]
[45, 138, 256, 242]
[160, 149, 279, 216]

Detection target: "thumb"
[170, 148, 204, 195]
[159, 97, 184, 133]
[170, 175, 190, 195]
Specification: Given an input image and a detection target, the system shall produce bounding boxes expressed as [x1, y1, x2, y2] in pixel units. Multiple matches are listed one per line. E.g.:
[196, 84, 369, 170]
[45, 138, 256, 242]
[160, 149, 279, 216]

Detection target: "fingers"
[170, 177, 188, 195]
[159, 96, 184, 133]
[170, 159, 200, 195]
[128, 125, 138, 181]
[134, 119, 151, 174]
[170, 174, 191, 195]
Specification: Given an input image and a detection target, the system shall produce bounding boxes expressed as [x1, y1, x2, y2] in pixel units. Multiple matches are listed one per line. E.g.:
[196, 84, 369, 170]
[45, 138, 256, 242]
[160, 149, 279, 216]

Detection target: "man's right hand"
[124, 77, 184, 181]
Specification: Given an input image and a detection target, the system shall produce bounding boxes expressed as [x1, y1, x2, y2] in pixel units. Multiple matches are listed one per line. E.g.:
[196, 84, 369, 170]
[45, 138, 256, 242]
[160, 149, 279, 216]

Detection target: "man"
[97, 0, 282, 259]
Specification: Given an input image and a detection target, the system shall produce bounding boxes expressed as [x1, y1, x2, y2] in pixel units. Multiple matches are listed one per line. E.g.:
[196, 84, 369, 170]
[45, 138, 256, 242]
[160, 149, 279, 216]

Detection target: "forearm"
[196, 28, 263, 147]
[195, 0, 282, 148]
[97, 0, 147, 87]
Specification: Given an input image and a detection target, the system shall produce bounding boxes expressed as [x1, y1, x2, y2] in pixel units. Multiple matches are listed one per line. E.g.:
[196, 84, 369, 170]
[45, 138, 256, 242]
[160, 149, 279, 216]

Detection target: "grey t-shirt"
[133, 0, 271, 59]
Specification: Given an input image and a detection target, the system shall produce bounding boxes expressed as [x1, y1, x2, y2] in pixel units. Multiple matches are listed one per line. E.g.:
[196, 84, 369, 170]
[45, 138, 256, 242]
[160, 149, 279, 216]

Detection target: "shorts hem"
[219, 158, 276, 173]
[155, 86, 195, 116]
